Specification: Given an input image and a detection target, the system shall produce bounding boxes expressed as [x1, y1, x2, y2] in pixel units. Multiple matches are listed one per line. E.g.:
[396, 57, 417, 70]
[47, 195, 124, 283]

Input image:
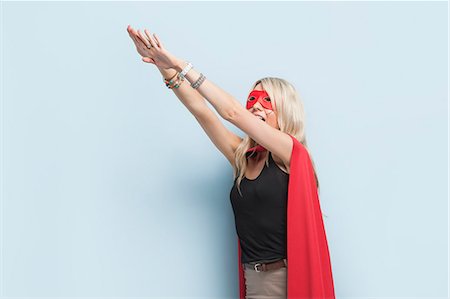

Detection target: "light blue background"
[1, 1, 448, 298]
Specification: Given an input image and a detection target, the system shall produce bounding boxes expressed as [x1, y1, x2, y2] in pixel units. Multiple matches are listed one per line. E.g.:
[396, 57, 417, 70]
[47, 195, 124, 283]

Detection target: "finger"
[130, 28, 152, 53]
[132, 29, 150, 50]
[126, 26, 136, 40]
[144, 29, 157, 48]
[128, 30, 139, 45]
[153, 33, 164, 49]
[131, 28, 144, 44]
[137, 30, 151, 48]
[128, 33, 141, 49]
[128, 26, 141, 43]
[144, 29, 158, 49]
[130, 33, 145, 51]
[128, 28, 141, 46]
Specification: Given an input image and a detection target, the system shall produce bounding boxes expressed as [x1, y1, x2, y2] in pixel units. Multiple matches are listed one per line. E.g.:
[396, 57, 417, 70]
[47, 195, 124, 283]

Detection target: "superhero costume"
[238, 135, 336, 299]
[246, 90, 274, 110]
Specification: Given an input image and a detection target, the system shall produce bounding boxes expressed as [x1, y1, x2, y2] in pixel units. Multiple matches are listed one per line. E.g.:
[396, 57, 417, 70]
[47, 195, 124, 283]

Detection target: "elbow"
[224, 102, 241, 122]
[224, 109, 237, 122]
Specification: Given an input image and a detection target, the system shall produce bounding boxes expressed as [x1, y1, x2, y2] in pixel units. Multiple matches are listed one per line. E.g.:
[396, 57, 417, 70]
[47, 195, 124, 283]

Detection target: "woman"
[126, 25, 335, 299]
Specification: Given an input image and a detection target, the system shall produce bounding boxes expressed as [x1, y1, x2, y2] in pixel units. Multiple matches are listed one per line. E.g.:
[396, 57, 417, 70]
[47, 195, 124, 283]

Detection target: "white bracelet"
[178, 62, 193, 80]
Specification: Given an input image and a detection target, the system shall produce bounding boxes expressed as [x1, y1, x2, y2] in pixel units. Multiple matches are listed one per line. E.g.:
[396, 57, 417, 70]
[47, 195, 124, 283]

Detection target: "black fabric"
[229, 152, 289, 264]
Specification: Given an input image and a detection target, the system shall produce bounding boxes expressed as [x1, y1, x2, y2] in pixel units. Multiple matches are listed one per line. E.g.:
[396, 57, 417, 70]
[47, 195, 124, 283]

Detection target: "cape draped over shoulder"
[237, 134, 336, 299]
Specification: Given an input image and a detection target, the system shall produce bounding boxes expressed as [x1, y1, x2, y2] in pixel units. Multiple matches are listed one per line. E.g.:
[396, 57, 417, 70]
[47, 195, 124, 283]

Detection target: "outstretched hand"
[126, 25, 181, 69]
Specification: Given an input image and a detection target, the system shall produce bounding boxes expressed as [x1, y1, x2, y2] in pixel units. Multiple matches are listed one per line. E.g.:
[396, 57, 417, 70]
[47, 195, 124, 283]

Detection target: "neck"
[249, 151, 268, 162]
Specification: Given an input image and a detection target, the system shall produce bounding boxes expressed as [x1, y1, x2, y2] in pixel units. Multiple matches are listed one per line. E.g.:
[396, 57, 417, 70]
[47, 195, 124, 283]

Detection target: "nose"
[251, 101, 264, 111]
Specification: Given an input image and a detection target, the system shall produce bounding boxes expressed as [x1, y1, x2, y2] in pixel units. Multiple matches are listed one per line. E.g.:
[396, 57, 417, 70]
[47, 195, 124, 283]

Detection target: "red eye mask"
[246, 90, 274, 110]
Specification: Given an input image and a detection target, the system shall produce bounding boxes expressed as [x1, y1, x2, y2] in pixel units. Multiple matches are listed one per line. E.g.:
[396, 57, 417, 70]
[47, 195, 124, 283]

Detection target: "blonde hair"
[232, 77, 320, 198]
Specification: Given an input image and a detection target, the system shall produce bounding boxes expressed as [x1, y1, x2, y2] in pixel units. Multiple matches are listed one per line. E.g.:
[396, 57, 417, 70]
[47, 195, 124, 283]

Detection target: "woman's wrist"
[174, 59, 188, 73]
[158, 66, 177, 80]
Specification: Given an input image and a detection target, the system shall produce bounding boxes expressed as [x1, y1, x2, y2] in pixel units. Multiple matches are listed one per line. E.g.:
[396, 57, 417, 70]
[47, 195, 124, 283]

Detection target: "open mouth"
[255, 115, 266, 122]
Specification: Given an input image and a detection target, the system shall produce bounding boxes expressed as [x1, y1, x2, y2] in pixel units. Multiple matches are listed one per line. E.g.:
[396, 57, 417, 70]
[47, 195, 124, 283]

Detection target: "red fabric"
[246, 90, 274, 110]
[245, 144, 267, 158]
[237, 134, 336, 299]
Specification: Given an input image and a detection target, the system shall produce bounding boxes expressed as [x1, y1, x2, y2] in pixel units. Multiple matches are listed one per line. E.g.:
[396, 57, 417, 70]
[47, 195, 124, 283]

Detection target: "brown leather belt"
[243, 259, 287, 272]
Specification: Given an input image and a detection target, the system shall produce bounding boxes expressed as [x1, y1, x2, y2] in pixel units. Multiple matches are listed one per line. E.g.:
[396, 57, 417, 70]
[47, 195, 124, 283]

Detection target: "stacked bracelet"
[163, 71, 185, 89]
[162, 62, 204, 90]
[191, 73, 206, 89]
[178, 62, 193, 81]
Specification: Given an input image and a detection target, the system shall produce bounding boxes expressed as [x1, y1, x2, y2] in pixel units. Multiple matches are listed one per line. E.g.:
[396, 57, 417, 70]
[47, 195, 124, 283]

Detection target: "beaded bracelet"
[165, 78, 184, 89]
[164, 71, 178, 83]
[173, 77, 185, 89]
[163, 72, 178, 87]
[163, 72, 185, 89]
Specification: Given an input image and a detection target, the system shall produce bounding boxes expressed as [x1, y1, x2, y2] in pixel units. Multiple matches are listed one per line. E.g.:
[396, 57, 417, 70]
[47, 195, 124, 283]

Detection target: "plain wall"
[1, 1, 448, 298]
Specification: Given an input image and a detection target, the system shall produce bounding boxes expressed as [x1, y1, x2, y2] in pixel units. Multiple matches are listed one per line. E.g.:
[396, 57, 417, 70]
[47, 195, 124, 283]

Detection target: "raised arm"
[172, 61, 293, 169]
[126, 25, 242, 166]
[127, 25, 292, 168]
[158, 66, 242, 166]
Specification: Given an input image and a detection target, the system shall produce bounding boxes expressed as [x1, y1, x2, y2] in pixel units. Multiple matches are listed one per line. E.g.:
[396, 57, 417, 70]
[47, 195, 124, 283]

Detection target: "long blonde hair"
[232, 77, 320, 198]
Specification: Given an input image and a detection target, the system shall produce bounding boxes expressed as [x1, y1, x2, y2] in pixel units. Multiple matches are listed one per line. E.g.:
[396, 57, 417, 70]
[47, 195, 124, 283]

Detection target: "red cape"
[238, 134, 336, 299]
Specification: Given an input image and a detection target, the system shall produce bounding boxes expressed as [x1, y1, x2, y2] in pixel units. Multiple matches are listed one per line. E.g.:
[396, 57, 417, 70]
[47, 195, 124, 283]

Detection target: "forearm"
[156, 66, 208, 116]
[173, 61, 240, 121]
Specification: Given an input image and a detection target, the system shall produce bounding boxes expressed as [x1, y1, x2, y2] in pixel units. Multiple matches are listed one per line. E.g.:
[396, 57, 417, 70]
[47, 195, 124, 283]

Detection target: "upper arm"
[194, 106, 243, 167]
[226, 105, 293, 169]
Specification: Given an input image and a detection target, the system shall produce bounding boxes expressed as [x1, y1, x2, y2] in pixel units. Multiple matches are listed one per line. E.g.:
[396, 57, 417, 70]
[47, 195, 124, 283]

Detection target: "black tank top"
[229, 152, 289, 264]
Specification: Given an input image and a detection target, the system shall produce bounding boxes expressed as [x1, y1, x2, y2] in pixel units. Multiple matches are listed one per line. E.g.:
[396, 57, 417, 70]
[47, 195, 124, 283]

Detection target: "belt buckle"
[253, 263, 262, 272]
